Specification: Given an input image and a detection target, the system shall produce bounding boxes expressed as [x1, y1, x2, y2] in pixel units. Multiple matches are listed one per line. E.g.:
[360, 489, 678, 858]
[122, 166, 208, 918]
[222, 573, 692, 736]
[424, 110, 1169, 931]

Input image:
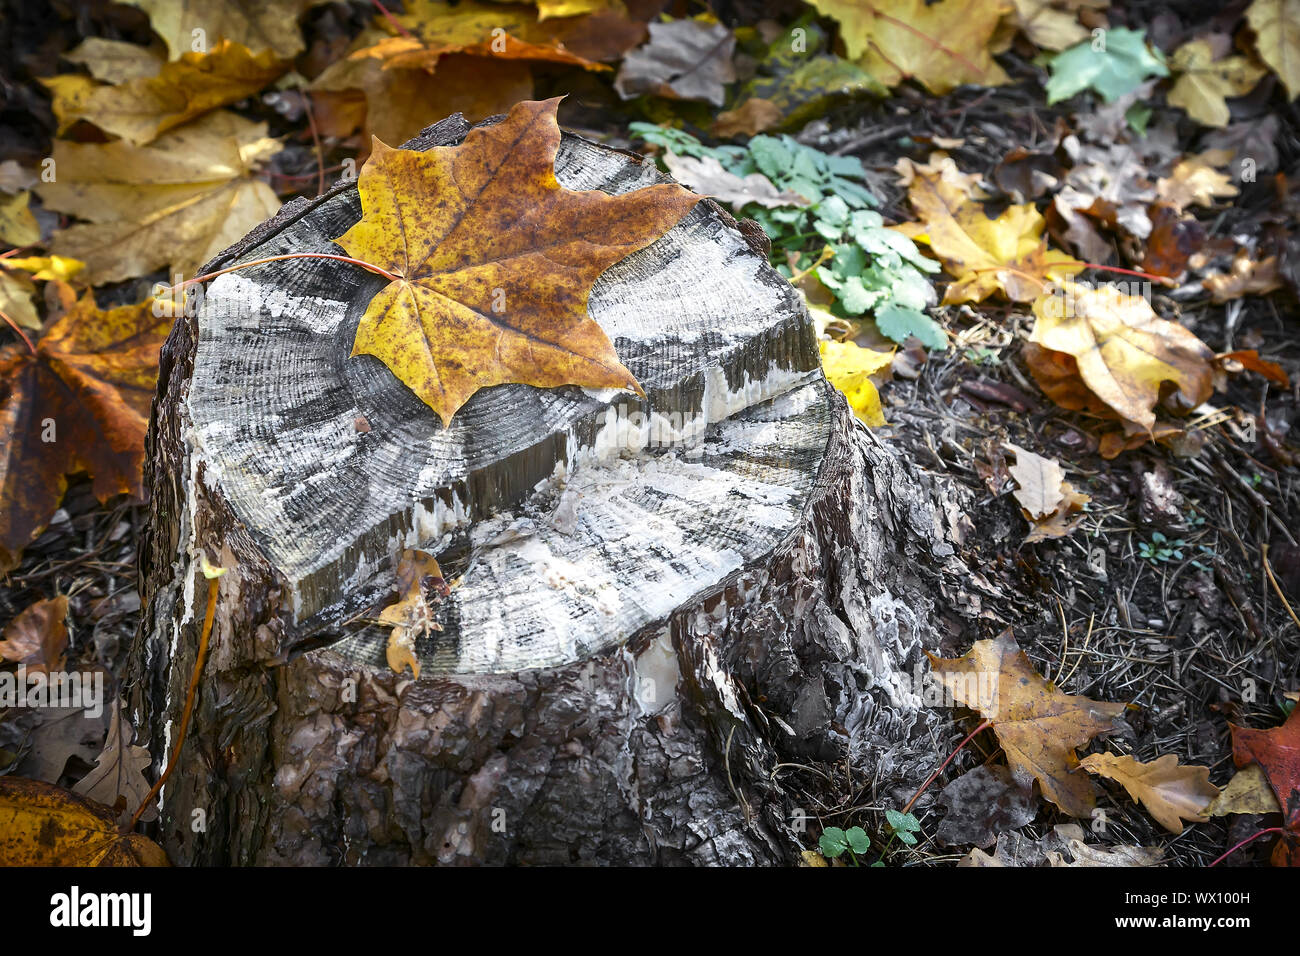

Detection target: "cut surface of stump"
[131, 113, 972, 865]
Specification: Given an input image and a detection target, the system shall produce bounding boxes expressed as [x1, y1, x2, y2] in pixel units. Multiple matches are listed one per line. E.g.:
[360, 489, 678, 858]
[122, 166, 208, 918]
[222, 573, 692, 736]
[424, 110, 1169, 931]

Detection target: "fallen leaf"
[1028, 281, 1215, 431]
[1045, 26, 1168, 103]
[899, 168, 1083, 303]
[0, 595, 68, 672]
[614, 19, 736, 106]
[819, 339, 893, 427]
[1079, 752, 1219, 834]
[894, 151, 988, 199]
[47, 40, 288, 146]
[662, 153, 810, 209]
[712, 97, 783, 138]
[1156, 156, 1238, 212]
[62, 37, 166, 83]
[0, 777, 167, 866]
[126, 0, 322, 60]
[1217, 349, 1289, 387]
[1167, 39, 1267, 127]
[1204, 763, 1281, 816]
[378, 549, 450, 678]
[1007, 444, 1066, 518]
[0, 269, 39, 330]
[1008, 0, 1090, 52]
[1140, 202, 1204, 280]
[1245, 0, 1300, 100]
[36, 110, 282, 285]
[1204, 253, 1284, 302]
[333, 98, 699, 425]
[928, 629, 1126, 817]
[1049, 838, 1164, 866]
[808, 0, 1009, 94]
[2, 255, 85, 283]
[1202, 115, 1281, 173]
[0, 191, 39, 247]
[1230, 706, 1300, 865]
[14, 707, 108, 784]
[73, 705, 156, 825]
[0, 160, 37, 193]
[935, 765, 1038, 847]
[0, 288, 170, 570]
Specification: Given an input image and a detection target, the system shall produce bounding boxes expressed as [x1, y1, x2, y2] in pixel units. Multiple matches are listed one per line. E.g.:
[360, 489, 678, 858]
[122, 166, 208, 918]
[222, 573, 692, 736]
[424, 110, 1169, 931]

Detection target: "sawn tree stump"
[128, 113, 973, 865]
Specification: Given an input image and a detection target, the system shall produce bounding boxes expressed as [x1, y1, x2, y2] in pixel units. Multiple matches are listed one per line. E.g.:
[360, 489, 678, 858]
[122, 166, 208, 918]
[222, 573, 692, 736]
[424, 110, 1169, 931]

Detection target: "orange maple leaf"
[334, 97, 700, 425]
[0, 288, 170, 569]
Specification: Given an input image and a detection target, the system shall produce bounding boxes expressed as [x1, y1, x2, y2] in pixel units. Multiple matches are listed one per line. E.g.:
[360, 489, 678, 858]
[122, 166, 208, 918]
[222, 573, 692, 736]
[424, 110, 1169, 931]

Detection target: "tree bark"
[128, 113, 973, 865]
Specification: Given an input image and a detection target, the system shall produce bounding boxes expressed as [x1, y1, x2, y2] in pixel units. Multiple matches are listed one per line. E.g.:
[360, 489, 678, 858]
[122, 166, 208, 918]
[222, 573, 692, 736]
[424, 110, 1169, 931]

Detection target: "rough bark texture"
[128, 114, 974, 866]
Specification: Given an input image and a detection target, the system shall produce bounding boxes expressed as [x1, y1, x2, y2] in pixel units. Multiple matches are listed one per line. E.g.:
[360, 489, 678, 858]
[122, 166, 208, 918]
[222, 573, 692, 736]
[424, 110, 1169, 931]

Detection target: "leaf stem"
[0, 307, 36, 354]
[1208, 827, 1284, 867]
[163, 253, 400, 299]
[902, 719, 994, 815]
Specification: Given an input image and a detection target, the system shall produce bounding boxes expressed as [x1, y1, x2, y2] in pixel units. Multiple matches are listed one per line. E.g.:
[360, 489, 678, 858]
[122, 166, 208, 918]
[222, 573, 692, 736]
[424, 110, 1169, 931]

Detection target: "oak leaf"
[73, 705, 157, 825]
[36, 111, 281, 284]
[1079, 752, 1218, 834]
[333, 97, 700, 425]
[808, 0, 1009, 95]
[1230, 705, 1300, 865]
[1156, 156, 1238, 213]
[898, 170, 1083, 303]
[1028, 281, 1214, 432]
[0, 777, 167, 866]
[0, 289, 171, 570]
[928, 629, 1125, 817]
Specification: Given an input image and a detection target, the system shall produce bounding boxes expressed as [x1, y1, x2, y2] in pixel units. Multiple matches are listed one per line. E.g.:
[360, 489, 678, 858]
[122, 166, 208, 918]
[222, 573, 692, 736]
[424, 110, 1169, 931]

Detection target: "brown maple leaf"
[0, 594, 69, 673]
[0, 288, 171, 570]
[1231, 706, 1300, 865]
[928, 629, 1126, 817]
[334, 97, 700, 425]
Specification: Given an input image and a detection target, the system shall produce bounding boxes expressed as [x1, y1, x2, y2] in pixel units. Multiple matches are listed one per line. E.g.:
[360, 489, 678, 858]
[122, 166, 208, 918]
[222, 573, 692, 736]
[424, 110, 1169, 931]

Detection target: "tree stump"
[128, 113, 972, 865]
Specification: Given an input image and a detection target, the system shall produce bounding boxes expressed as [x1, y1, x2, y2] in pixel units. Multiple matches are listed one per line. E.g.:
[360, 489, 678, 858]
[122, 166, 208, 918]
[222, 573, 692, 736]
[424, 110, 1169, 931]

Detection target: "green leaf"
[819, 827, 849, 857]
[846, 826, 872, 853]
[876, 304, 947, 350]
[1045, 28, 1168, 104]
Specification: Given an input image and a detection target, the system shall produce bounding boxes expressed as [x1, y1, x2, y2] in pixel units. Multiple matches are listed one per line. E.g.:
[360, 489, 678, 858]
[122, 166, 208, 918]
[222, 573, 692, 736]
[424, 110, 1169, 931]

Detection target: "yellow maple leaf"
[899, 169, 1082, 303]
[807, 0, 1010, 94]
[1167, 39, 1266, 127]
[46, 39, 287, 146]
[334, 97, 700, 426]
[819, 339, 893, 427]
[36, 111, 281, 285]
[126, 0, 320, 60]
[1029, 281, 1214, 431]
[1079, 752, 1219, 834]
[0, 777, 168, 865]
[1246, 0, 1300, 100]
[928, 629, 1126, 817]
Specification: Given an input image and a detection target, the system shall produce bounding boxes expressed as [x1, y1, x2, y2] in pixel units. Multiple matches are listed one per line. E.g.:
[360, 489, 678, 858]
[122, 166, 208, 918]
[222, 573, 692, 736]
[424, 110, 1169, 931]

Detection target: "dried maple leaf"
[0, 777, 167, 866]
[0, 288, 170, 570]
[1079, 752, 1218, 834]
[334, 97, 700, 425]
[1230, 706, 1300, 865]
[45, 40, 286, 146]
[0, 594, 68, 673]
[808, 0, 1009, 94]
[928, 629, 1126, 817]
[378, 549, 450, 678]
[1204, 763, 1280, 816]
[1028, 281, 1215, 432]
[897, 169, 1082, 303]
[36, 110, 281, 285]
[819, 339, 893, 427]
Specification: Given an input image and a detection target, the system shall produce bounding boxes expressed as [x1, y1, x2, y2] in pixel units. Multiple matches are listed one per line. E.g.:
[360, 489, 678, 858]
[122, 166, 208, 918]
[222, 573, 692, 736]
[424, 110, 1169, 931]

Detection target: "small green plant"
[1137, 531, 1186, 563]
[883, 809, 922, 846]
[630, 123, 942, 349]
[818, 825, 871, 864]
